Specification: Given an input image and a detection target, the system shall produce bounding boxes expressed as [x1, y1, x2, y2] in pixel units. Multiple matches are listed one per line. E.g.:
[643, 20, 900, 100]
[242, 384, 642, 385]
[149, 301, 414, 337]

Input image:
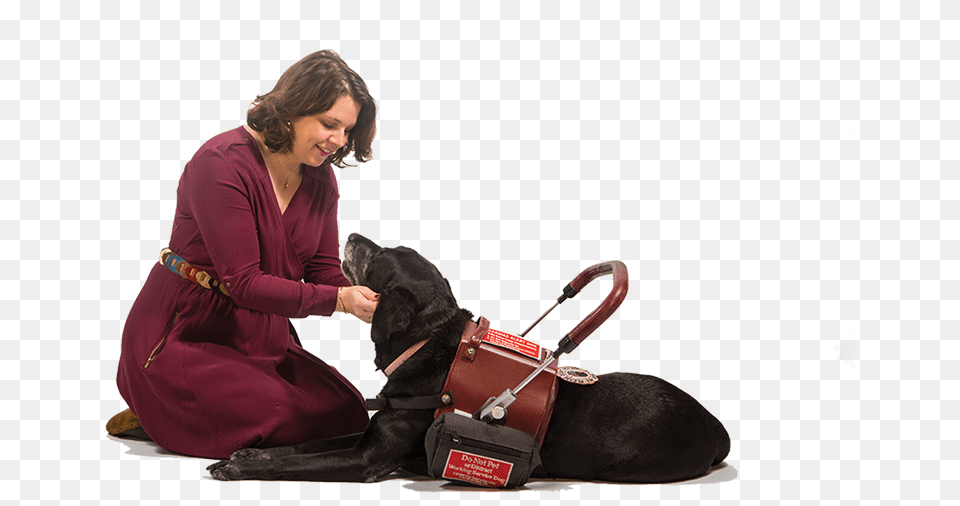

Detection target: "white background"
[6, 0, 954, 504]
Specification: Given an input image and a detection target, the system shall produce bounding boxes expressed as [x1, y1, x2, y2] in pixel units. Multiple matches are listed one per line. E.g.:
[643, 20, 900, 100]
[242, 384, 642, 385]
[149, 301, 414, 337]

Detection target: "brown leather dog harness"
[434, 317, 559, 444]
[366, 317, 560, 444]
[366, 260, 630, 448]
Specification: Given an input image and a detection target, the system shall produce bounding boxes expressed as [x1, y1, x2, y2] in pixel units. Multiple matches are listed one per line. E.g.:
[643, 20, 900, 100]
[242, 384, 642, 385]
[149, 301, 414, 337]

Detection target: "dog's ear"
[370, 286, 416, 344]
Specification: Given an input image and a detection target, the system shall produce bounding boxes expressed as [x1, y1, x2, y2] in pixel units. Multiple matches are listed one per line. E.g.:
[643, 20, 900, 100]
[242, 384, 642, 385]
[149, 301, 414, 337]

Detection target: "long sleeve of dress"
[183, 149, 333, 318]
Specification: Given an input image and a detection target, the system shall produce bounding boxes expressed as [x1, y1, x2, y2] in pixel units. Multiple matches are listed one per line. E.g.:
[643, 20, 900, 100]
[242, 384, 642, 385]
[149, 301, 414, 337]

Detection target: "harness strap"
[365, 391, 455, 411]
[382, 318, 489, 377]
[367, 318, 489, 411]
[383, 339, 429, 376]
[461, 316, 490, 361]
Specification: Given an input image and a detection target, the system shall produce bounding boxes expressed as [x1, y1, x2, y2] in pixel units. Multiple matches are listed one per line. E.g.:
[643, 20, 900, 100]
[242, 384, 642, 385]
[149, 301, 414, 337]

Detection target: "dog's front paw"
[208, 460, 247, 481]
[207, 460, 243, 481]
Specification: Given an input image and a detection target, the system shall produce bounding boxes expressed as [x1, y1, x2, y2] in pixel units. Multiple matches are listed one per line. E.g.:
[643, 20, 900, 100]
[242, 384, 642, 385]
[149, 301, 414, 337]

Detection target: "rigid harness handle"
[553, 260, 629, 356]
[476, 261, 629, 423]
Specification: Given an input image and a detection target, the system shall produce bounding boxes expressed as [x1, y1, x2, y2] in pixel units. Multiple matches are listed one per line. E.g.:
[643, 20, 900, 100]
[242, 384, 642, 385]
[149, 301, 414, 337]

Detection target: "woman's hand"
[337, 286, 379, 324]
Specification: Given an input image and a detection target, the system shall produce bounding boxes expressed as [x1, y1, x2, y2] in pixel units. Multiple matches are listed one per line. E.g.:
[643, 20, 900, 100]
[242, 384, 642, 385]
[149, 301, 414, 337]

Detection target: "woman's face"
[289, 94, 360, 167]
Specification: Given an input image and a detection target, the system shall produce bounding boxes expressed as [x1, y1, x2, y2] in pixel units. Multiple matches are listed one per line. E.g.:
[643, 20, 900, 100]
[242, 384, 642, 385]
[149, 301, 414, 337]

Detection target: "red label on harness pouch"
[442, 449, 514, 488]
[483, 329, 541, 360]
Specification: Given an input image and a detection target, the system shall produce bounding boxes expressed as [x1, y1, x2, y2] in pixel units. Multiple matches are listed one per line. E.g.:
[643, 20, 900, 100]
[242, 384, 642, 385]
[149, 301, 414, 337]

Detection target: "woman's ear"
[369, 287, 416, 344]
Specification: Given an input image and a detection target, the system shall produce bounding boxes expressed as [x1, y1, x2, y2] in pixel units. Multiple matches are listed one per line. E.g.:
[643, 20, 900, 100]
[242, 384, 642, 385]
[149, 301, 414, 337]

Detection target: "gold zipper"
[144, 310, 180, 369]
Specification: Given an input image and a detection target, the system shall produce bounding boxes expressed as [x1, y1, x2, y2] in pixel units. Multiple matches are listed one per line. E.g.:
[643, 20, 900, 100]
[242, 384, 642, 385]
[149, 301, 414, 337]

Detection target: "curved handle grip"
[554, 261, 629, 355]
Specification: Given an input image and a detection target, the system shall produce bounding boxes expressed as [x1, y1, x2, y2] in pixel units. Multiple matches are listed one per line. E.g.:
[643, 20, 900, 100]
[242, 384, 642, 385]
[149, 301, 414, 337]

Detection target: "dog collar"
[383, 339, 429, 376]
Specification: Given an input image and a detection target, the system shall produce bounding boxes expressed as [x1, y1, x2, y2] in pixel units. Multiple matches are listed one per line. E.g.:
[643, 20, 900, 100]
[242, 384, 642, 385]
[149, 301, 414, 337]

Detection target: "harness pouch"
[425, 412, 541, 488]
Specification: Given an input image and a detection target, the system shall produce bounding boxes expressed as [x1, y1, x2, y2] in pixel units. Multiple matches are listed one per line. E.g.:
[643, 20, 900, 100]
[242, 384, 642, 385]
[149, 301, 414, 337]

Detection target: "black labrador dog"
[208, 234, 730, 483]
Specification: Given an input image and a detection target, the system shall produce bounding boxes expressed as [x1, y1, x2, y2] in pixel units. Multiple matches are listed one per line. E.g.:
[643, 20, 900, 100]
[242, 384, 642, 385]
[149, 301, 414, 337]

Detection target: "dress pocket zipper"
[144, 310, 180, 369]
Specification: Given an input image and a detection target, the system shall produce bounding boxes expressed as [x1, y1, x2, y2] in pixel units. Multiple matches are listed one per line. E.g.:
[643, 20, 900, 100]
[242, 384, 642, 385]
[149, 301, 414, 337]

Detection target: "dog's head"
[342, 233, 463, 370]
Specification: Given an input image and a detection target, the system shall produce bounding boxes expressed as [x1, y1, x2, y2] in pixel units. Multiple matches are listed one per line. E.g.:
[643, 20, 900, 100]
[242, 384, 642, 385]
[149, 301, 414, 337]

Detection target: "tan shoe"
[106, 408, 151, 441]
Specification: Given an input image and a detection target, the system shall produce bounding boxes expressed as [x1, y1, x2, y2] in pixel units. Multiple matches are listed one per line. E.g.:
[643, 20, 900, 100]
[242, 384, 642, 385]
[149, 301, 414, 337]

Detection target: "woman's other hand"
[337, 286, 379, 323]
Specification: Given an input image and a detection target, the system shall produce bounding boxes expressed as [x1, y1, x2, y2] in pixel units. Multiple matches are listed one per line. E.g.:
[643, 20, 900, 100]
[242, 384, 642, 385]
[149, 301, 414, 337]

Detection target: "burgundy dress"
[116, 127, 369, 459]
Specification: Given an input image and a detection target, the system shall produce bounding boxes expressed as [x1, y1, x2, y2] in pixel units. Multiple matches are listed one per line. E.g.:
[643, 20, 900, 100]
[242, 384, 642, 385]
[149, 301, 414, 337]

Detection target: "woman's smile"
[289, 94, 359, 167]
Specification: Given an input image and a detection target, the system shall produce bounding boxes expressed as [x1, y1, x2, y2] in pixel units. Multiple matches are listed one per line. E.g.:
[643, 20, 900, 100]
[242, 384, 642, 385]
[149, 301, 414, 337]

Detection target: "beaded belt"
[160, 248, 231, 297]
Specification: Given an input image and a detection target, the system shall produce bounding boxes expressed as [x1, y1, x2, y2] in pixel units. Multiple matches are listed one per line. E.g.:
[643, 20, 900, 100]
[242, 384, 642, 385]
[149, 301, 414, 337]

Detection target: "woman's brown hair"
[246, 50, 376, 167]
